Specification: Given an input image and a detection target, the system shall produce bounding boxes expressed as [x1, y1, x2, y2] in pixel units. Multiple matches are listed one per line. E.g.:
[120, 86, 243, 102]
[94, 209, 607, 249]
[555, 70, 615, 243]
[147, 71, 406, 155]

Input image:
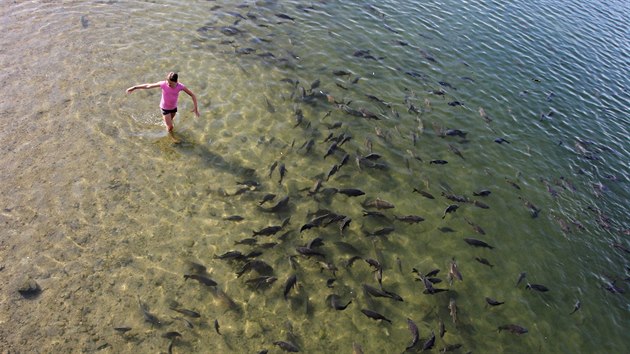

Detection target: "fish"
[263, 95, 276, 113]
[333, 69, 352, 76]
[412, 188, 435, 199]
[169, 306, 201, 318]
[162, 331, 182, 340]
[479, 107, 492, 122]
[284, 274, 297, 300]
[362, 198, 395, 210]
[269, 161, 278, 178]
[430, 159, 448, 165]
[245, 276, 277, 289]
[569, 300, 581, 315]
[526, 283, 549, 292]
[516, 272, 527, 287]
[80, 15, 89, 28]
[236, 260, 274, 278]
[324, 142, 337, 159]
[275, 13, 296, 21]
[260, 196, 289, 212]
[339, 217, 352, 235]
[278, 164, 287, 184]
[485, 297, 504, 306]
[505, 178, 521, 190]
[137, 297, 161, 326]
[440, 343, 462, 352]
[296, 246, 326, 258]
[475, 257, 494, 267]
[442, 192, 468, 203]
[183, 274, 217, 286]
[326, 294, 352, 310]
[438, 318, 446, 338]
[360, 309, 392, 323]
[337, 188, 365, 197]
[273, 340, 300, 352]
[449, 259, 463, 282]
[472, 200, 490, 209]
[365, 227, 395, 237]
[498, 324, 528, 334]
[395, 215, 425, 223]
[326, 165, 339, 181]
[214, 319, 221, 335]
[464, 218, 486, 235]
[422, 331, 436, 351]
[253, 225, 283, 237]
[448, 144, 464, 159]
[406, 318, 419, 351]
[352, 342, 364, 354]
[494, 137, 510, 144]
[223, 215, 244, 222]
[464, 238, 494, 249]
[114, 326, 132, 333]
[448, 298, 458, 324]
[259, 194, 276, 205]
[442, 204, 459, 219]
[444, 129, 467, 138]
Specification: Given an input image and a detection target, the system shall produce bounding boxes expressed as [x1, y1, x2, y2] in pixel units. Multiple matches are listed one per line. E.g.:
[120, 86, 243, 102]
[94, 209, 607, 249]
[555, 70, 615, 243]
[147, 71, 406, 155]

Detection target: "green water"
[0, 0, 628, 353]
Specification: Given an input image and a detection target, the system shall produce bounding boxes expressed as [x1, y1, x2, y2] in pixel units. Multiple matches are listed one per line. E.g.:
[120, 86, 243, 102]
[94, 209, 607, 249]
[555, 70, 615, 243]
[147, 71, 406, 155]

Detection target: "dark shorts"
[161, 107, 177, 115]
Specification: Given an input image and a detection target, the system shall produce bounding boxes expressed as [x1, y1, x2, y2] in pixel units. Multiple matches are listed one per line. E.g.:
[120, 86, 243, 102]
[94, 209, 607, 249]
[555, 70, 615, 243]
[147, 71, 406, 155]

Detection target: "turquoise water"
[0, 0, 628, 353]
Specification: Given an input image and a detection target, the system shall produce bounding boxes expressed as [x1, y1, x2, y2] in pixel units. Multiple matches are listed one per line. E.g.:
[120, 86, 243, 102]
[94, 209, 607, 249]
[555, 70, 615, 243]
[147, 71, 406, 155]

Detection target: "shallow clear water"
[0, 0, 628, 353]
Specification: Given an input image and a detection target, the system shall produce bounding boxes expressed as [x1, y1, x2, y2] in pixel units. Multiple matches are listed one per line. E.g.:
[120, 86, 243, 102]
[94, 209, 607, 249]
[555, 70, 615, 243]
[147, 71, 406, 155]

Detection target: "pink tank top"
[159, 81, 185, 110]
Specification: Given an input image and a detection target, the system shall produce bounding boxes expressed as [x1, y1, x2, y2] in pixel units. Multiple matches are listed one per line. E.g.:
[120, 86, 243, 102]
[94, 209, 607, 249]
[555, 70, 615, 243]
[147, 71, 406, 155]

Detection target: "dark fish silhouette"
[526, 283, 549, 292]
[283, 274, 297, 300]
[473, 189, 491, 197]
[464, 218, 486, 235]
[498, 324, 528, 334]
[278, 164, 287, 184]
[253, 225, 282, 237]
[223, 215, 244, 221]
[422, 330, 436, 351]
[338, 188, 365, 197]
[275, 13, 296, 21]
[245, 276, 277, 289]
[260, 196, 289, 212]
[365, 226, 395, 237]
[485, 297, 504, 306]
[184, 274, 217, 286]
[214, 319, 221, 335]
[169, 306, 201, 318]
[296, 246, 325, 258]
[464, 238, 494, 249]
[114, 326, 132, 333]
[236, 260, 273, 278]
[475, 257, 494, 267]
[162, 331, 182, 340]
[569, 300, 581, 315]
[361, 309, 392, 323]
[430, 159, 448, 165]
[259, 194, 276, 205]
[516, 272, 527, 287]
[472, 200, 490, 209]
[406, 318, 419, 351]
[412, 188, 435, 199]
[326, 294, 352, 310]
[362, 198, 395, 209]
[273, 340, 300, 352]
[494, 137, 510, 144]
[137, 297, 161, 325]
[395, 215, 425, 223]
[442, 204, 459, 219]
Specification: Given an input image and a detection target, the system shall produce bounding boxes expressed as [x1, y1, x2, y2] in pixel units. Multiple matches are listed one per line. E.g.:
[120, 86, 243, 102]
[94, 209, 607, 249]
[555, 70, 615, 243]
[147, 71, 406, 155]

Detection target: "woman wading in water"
[126, 72, 200, 142]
